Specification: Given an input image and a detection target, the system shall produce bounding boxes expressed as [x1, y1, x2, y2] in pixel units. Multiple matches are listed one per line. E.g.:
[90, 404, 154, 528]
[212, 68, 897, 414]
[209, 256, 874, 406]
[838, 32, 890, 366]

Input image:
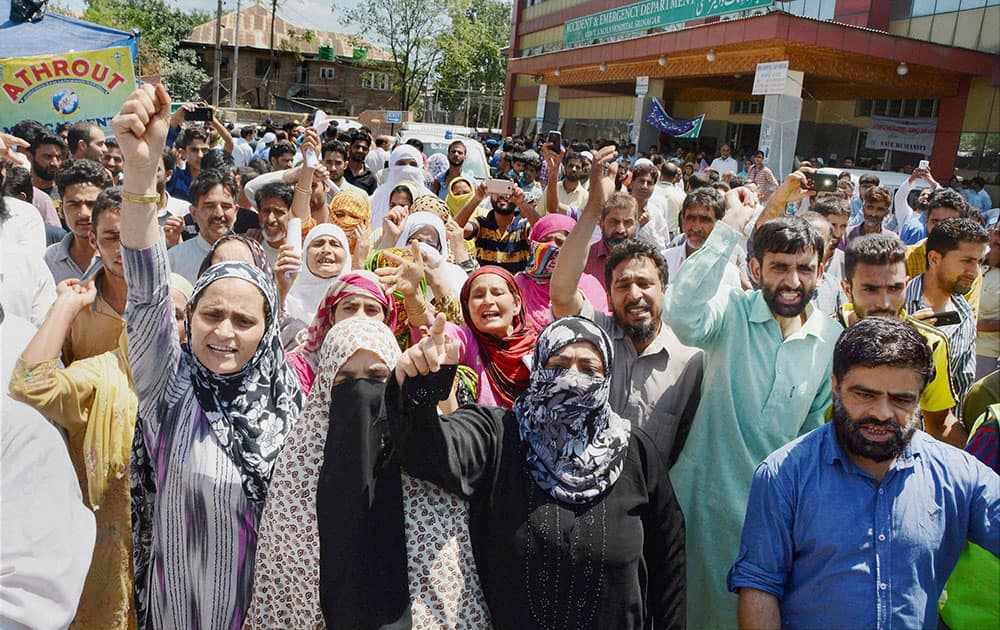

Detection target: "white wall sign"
[752, 61, 789, 95]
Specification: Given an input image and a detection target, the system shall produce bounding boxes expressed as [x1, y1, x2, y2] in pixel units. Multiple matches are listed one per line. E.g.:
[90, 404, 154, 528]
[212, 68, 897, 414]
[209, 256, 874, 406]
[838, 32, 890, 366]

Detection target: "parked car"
[396, 129, 490, 181]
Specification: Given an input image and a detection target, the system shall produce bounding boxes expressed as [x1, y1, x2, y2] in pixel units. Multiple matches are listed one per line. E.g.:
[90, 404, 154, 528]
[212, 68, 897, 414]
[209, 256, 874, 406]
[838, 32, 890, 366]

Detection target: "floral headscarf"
[248, 317, 400, 627]
[513, 316, 631, 504]
[295, 270, 396, 370]
[328, 189, 371, 251]
[187, 261, 304, 503]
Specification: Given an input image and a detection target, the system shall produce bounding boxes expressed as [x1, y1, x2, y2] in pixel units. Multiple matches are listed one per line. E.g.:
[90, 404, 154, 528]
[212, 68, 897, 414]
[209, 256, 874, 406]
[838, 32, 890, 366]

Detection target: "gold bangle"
[295, 185, 311, 194]
[122, 190, 159, 204]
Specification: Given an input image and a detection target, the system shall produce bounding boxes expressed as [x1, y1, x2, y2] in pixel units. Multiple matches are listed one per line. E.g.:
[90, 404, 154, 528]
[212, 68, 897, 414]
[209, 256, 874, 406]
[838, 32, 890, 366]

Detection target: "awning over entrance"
[508, 11, 996, 104]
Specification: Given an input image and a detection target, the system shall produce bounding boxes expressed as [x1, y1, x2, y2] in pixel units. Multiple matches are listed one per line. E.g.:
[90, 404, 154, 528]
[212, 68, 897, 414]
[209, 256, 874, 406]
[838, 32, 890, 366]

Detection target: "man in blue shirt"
[729, 317, 998, 630]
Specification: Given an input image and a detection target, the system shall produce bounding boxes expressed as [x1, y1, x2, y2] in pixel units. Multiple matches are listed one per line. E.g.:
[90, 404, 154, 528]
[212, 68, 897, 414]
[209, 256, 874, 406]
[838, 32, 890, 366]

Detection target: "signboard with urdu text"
[0, 46, 135, 133]
[865, 116, 936, 155]
[646, 97, 704, 138]
[565, 0, 773, 44]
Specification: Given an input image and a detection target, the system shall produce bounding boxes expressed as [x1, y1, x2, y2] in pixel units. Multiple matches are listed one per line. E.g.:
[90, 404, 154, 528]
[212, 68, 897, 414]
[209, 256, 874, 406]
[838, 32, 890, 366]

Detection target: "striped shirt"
[904, 274, 977, 402]
[468, 209, 531, 274]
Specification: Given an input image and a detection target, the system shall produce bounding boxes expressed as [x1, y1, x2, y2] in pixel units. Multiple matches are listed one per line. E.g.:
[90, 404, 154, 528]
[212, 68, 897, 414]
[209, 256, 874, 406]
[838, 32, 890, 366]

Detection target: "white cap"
[262, 132, 277, 145]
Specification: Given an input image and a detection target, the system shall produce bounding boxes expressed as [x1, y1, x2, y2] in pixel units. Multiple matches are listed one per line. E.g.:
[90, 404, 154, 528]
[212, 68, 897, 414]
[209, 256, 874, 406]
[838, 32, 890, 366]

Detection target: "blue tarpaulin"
[0, 0, 138, 59]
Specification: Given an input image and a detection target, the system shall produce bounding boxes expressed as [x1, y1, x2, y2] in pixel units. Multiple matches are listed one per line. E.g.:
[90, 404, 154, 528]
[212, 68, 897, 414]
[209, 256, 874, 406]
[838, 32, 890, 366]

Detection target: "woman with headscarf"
[284, 270, 397, 395]
[394, 210, 470, 296]
[369, 144, 432, 227]
[514, 213, 609, 333]
[328, 188, 371, 257]
[114, 84, 304, 628]
[121, 242, 303, 628]
[400, 266, 536, 408]
[445, 175, 476, 218]
[389, 315, 686, 629]
[248, 318, 490, 628]
[283, 223, 353, 322]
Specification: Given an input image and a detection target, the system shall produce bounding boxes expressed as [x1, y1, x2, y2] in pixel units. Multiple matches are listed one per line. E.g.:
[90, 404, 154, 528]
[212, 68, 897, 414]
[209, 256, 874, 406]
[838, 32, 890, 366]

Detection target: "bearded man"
[730, 317, 998, 630]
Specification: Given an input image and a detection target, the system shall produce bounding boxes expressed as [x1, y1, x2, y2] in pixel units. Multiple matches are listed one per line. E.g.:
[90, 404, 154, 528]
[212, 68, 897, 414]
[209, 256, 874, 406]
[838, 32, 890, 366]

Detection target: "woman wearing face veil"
[388, 315, 686, 629]
[269, 318, 488, 629]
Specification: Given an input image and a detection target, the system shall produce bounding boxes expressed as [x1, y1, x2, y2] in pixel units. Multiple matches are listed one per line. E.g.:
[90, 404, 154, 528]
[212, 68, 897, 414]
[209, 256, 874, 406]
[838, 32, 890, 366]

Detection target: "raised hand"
[586, 144, 620, 213]
[55, 279, 98, 313]
[274, 242, 302, 304]
[112, 83, 172, 186]
[0, 132, 30, 168]
[163, 214, 185, 247]
[374, 242, 425, 299]
[395, 312, 461, 386]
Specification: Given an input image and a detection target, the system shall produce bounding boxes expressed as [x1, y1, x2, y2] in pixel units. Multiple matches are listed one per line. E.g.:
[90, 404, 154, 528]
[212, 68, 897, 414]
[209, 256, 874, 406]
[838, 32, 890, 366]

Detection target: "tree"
[77, 0, 211, 100]
[434, 0, 510, 128]
[343, 0, 453, 112]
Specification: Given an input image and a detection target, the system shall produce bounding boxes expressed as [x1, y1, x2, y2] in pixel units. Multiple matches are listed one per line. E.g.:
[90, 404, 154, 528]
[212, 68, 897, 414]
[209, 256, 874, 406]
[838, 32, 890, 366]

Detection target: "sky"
[62, 0, 364, 35]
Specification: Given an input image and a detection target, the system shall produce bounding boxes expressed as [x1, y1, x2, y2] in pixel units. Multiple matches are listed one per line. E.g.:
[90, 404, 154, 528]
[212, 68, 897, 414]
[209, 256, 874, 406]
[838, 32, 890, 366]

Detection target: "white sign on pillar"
[536, 84, 548, 121]
[758, 68, 803, 180]
[752, 61, 789, 95]
[631, 76, 650, 145]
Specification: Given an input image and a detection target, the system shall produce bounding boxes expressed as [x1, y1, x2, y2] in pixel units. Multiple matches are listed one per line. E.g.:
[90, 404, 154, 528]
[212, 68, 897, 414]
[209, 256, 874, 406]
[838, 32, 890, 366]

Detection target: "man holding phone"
[164, 102, 233, 201]
[905, 218, 989, 404]
[454, 177, 540, 273]
[844, 185, 892, 246]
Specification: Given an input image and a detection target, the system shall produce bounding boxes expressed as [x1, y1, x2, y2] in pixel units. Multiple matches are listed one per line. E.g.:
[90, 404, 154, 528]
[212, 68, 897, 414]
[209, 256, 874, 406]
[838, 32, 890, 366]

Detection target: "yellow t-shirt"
[837, 304, 957, 413]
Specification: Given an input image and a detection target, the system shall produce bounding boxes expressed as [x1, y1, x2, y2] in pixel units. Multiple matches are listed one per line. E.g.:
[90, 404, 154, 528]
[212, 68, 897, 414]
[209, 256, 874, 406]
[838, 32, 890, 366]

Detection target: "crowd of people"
[0, 82, 997, 629]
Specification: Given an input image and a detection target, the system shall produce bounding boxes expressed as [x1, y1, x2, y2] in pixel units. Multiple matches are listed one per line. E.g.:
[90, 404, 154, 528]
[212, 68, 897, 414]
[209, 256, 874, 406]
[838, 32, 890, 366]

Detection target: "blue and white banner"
[646, 97, 704, 138]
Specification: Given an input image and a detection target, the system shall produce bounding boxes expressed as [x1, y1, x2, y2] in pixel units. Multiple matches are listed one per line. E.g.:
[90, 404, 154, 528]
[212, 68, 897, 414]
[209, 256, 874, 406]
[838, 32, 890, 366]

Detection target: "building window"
[255, 59, 279, 79]
[362, 71, 392, 91]
[320, 67, 335, 79]
[856, 98, 938, 118]
[731, 100, 764, 115]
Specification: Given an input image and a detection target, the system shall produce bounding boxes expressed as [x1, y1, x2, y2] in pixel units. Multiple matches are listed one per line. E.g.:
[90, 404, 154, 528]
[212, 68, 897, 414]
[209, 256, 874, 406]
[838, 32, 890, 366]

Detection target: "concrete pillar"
[930, 75, 970, 180]
[633, 78, 665, 152]
[758, 70, 803, 180]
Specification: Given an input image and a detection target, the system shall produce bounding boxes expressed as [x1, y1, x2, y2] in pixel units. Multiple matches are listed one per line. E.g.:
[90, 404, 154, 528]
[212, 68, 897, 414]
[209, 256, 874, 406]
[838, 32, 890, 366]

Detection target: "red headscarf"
[460, 266, 538, 407]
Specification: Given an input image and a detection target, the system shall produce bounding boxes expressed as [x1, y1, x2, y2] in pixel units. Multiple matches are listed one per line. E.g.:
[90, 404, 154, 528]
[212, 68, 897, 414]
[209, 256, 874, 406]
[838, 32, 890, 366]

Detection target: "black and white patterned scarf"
[186, 261, 303, 503]
[513, 316, 632, 504]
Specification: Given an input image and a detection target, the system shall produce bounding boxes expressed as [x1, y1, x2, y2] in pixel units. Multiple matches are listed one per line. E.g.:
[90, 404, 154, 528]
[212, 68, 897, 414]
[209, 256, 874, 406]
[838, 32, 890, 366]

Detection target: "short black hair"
[189, 168, 239, 207]
[105, 137, 119, 150]
[55, 159, 111, 197]
[404, 137, 422, 152]
[926, 188, 970, 218]
[269, 141, 296, 162]
[238, 166, 262, 188]
[925, 217, 988, 258]
[66, 121, 98, 154]
[605, 238, 668, 288]
[682, 187, 725, 220]
[352, 130, 373, 148]
[11, 119, 46, 145]
[92, 186, 122, 231]
[448, 140, 465, 152]
[179, 127, 208, 148]
[687, 172, 712, 191]
[201, 148, 236, 176]
[833, 317, 934, 392]
[239, 125, 256, 139]
[752, 215, 825, 264]
[813, 194, 850, 218]
[29, 132, 67, 154]
[564, 151, 584, 166]
[858, 173, 880, 187]
[160, 147, 176, 173]
[844, 233, 906, 281]
[255, 181, 294, 210]
[322, 139, 348, 161]
[248, 157, 271, 174]
[3, 165, 33, 202]
[728, 175, 746, 188]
